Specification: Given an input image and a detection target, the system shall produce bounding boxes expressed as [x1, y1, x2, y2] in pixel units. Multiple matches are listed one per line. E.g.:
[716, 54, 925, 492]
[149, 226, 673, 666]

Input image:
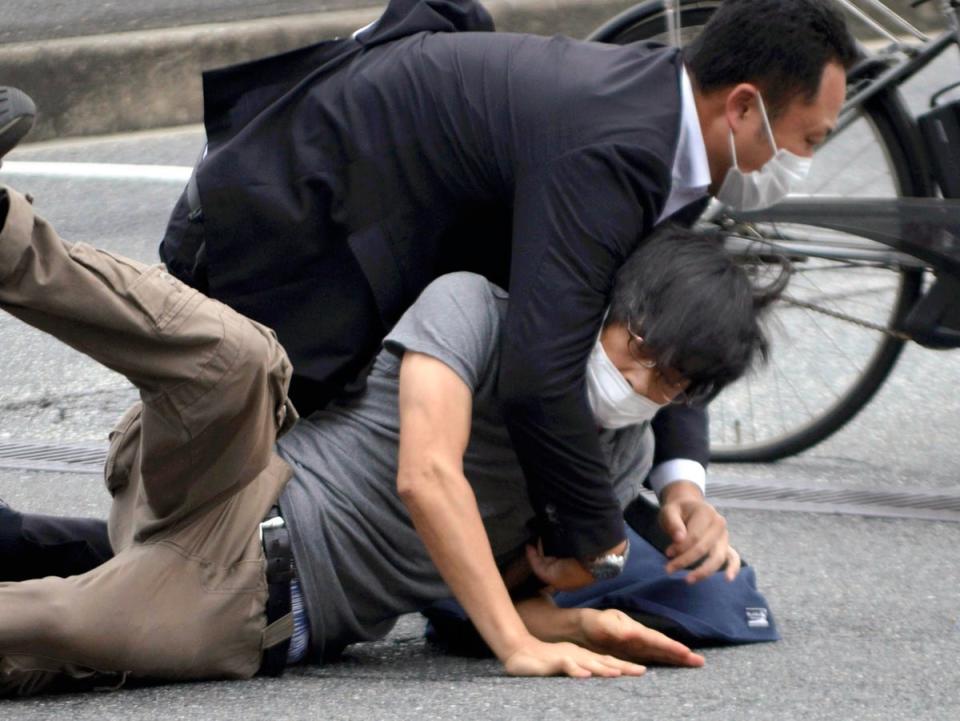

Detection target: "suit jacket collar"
[658, 63, 711, 224]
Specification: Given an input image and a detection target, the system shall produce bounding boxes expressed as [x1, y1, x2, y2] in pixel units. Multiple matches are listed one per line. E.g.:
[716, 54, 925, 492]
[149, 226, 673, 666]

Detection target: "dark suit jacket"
[160, 0, 709, 558]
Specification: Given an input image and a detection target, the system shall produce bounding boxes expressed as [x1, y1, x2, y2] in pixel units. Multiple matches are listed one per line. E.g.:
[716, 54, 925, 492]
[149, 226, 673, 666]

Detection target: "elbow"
[396, 453, 462, 506]
[396, 471, 425, 506]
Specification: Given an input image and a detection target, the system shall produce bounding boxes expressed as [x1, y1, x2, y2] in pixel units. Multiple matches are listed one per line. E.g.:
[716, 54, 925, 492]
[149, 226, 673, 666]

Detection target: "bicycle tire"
[587, 0, 931, 462]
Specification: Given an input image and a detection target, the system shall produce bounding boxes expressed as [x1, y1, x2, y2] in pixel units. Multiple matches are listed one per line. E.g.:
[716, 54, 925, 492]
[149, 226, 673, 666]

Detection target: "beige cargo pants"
[0, 186, 298, 696]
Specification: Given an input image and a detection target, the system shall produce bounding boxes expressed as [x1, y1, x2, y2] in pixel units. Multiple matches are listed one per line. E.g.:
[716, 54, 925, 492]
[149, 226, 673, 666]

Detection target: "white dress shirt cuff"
[648, 459, 706, 500]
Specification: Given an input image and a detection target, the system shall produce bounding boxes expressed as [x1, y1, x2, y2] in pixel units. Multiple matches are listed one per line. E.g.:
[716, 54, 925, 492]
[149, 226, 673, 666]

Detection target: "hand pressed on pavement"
[515, 596, 704, 669]
[659, 481, 741, 584]
[503, 637, 647, 679]
[578, 608, 705, 667]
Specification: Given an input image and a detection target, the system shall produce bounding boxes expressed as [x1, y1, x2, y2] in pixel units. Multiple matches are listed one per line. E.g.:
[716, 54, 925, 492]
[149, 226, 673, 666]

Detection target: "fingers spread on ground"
[602, 655, 646, 675]
[563, 659, 592, 678]
[587, 660, 623, 677]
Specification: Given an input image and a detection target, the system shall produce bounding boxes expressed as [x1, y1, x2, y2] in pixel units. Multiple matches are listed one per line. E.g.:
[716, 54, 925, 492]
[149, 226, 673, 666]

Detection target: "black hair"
[606, 225, 785, 403]
[684, 0, 859, 116]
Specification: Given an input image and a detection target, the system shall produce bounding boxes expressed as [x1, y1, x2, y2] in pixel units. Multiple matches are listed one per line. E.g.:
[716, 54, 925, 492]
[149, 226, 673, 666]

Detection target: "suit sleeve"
[651, 405, 709, 468]
[499, 145, 670, 559]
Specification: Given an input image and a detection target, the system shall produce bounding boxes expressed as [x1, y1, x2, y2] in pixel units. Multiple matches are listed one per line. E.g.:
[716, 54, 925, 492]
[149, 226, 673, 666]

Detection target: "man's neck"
[688, 76, 729, 195]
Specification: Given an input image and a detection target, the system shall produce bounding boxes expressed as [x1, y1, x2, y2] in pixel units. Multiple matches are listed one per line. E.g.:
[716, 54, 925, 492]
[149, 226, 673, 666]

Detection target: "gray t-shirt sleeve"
[383, 272, 506, 392]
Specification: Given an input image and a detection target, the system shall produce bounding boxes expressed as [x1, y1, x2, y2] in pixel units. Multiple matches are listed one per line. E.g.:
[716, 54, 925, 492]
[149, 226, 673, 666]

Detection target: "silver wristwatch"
[584, 538, 630, 581]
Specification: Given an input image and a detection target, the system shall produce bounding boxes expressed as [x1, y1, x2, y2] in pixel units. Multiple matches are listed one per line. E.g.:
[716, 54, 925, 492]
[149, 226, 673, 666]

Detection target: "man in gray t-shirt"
[274, 220, 773, 673]
[277, 272, 655, 659]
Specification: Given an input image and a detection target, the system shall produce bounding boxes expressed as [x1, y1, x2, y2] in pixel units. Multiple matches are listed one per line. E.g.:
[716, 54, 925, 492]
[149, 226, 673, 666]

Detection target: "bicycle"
[588, 0, 960, 462]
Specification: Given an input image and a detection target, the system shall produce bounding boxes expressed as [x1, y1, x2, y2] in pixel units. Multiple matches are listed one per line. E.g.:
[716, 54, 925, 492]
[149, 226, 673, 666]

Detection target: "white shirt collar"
[657, 64, 711, 224]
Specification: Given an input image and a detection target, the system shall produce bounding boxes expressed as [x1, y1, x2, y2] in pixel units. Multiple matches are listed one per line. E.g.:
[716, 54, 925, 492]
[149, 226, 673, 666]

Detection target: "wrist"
[582, 538, 630, 581]
[582, 539, 627, 563]
[660, 480, 705, 505]
[592, 540, 628, 558]
[495, 628, 539, 663]
[518, 598, 588, 645]
[574, 608, 602, 647]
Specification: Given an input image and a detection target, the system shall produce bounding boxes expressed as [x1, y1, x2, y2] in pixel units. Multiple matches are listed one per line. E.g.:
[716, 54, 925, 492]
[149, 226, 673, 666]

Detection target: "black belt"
[258, 505, 295, 677]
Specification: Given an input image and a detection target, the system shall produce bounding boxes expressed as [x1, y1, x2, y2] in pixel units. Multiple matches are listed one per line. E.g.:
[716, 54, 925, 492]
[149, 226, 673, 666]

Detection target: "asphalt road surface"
[0, 40, 958, 721]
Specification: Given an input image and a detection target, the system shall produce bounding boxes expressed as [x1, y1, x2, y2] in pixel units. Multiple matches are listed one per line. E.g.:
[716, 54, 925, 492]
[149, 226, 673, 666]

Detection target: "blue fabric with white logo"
[553, 525, 779, 644]
[424, 523, 778, 653]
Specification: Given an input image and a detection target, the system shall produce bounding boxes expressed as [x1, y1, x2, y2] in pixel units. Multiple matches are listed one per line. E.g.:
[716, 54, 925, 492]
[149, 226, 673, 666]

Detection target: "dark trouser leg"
[0, 507, 111, 581]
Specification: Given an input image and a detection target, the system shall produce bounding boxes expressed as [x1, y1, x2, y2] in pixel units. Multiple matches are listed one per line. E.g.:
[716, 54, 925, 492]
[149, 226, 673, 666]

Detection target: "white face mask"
[715, 92, 812, 211]
[585, 337, 666, 430]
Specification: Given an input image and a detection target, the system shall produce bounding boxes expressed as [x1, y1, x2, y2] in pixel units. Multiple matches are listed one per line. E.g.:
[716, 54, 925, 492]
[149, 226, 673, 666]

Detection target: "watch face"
[587, 540, 629, 581]
[589, 558, 625, 581]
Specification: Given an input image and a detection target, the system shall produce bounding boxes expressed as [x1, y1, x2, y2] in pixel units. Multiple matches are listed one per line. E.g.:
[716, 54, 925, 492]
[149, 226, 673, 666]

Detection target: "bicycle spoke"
[796, 305, 862, 401]
[745, 368, 757, 443]
[773, 362, 789, 437]
[790, 266, 879, 368]
[808, 139, 888, 195]
[768, 347, 817, 419]
[790, 268, 898, 319]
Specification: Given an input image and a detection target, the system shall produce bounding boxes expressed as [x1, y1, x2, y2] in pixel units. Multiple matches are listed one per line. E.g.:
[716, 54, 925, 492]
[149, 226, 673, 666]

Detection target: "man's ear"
[724, 83, 760, 133]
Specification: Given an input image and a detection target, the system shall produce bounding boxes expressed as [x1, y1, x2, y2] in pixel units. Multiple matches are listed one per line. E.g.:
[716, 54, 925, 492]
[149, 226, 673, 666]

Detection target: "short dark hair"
[606, 226, 784, 403]
[684, 0, 859, 116]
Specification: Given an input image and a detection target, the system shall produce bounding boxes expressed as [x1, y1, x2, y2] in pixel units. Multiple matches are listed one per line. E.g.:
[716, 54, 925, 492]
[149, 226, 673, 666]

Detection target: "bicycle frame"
[840, 28, 958, 133]
[727, 197, 960, 279]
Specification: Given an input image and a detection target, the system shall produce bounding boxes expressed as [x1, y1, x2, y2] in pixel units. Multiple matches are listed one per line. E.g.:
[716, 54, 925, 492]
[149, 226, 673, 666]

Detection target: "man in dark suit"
[157, 0, 857, 586]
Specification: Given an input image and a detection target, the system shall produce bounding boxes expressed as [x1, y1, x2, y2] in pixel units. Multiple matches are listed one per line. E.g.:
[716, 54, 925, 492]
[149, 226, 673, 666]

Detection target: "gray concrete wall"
[1, 0, 639, 142]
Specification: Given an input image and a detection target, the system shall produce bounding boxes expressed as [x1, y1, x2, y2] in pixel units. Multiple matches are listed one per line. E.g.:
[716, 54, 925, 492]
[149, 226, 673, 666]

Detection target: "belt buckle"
[259, 514, 285, 545]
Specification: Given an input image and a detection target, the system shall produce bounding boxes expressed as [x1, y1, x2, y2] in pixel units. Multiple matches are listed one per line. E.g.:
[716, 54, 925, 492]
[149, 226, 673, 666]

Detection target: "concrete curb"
[0, 0, 640, 142]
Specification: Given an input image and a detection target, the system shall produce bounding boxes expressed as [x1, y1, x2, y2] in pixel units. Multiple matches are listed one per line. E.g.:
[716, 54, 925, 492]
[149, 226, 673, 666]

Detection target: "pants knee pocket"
[127, 264, 202, 333]
[104, 403, 142, 496]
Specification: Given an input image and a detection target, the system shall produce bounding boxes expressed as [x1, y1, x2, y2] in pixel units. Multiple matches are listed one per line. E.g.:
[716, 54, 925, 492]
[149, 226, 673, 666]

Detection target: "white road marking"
[0, 161, 192, 183]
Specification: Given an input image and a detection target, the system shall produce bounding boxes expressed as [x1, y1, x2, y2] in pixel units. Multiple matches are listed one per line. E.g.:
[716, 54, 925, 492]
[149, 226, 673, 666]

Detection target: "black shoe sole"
[0, 87, 36, 159]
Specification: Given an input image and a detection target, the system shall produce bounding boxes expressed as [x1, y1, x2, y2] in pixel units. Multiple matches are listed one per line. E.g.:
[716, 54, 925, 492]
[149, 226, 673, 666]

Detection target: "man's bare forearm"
[397, 351, 646, 678]
[399, 458, 533, 662]
[515, 595, 588, 645]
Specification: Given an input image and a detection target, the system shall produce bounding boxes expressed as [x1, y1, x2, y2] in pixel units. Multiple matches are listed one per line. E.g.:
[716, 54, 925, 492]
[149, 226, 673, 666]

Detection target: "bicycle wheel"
[588, 0, 931, 462]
